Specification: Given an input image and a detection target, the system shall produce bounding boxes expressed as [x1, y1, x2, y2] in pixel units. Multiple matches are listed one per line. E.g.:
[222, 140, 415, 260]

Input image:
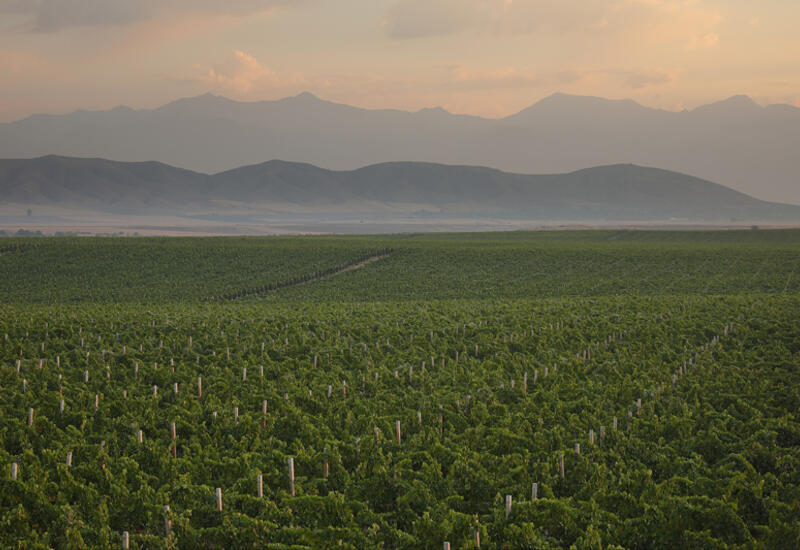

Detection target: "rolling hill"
[1, 155, 798, 222]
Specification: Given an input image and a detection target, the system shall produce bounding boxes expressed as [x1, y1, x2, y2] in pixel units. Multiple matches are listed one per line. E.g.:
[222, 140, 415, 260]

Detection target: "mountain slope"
[1, 155, 798, 222]
[1, 92, 798, 204]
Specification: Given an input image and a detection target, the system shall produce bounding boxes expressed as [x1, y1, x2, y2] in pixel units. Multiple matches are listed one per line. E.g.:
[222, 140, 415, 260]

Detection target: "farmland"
[1, 230, 799, 549]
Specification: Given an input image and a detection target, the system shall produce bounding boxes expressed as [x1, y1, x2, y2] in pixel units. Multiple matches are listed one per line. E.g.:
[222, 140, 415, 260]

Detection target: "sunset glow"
[1, 0, 798, 121]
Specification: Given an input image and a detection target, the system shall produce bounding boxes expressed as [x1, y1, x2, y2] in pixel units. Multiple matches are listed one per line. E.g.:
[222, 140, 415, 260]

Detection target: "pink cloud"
[190, 50, 307, 95]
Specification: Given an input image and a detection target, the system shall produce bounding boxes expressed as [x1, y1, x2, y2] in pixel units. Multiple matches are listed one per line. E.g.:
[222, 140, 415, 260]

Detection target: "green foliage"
[0, 230, 798, 548]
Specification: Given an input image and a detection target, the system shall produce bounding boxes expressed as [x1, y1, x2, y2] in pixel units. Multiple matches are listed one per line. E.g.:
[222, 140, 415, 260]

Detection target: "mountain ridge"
[1, 91, 798, 205]
[11, 91, 796, 124]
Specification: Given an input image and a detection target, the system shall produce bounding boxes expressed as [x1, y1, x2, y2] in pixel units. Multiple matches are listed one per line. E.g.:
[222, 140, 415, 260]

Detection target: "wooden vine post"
[164, 505, 171, 536]
[288, 457, 296, 496]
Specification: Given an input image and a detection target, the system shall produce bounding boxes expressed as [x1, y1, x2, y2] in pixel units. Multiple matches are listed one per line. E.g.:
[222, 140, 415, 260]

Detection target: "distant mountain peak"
[279, 91, 332, 106]
[156, 92, 236, 112]
[190, 92, 222, 101]
[292, 91, 320, 100]
[506, 92, 651, 120]
[720, 94, 759, 106]
[274, 91, 361, 112]
[535, 92, 642, 107]
[692, 94, 761, 113]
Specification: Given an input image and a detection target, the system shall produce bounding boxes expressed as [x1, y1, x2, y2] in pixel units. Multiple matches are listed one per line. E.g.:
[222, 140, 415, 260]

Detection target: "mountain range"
[1, 92, 798, 205]
[2, 155, 799, 223]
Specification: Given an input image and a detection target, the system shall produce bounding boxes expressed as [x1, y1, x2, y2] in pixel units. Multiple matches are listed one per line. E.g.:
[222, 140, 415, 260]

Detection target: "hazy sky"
[1, 0, 798, 122]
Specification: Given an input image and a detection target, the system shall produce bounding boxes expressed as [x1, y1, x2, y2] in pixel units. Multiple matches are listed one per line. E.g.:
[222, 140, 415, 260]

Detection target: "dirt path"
[332, 253, 390, 274]
[288, 253, 392, 289]
[207, 250, 393, 301]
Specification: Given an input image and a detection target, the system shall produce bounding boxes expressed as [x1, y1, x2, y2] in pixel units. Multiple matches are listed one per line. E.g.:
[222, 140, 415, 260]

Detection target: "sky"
[1, 0, 799, 122]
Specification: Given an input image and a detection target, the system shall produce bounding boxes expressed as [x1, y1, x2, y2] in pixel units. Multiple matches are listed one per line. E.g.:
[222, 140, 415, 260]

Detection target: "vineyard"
[1, 230, 799, 549]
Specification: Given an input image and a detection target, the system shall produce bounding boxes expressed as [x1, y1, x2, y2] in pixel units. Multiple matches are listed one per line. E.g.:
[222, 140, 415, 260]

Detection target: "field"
[1, 230, 799, 549]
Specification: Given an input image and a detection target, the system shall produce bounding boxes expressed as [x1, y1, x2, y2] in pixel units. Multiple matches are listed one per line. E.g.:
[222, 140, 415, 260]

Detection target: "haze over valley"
[2, 153, 799, 235]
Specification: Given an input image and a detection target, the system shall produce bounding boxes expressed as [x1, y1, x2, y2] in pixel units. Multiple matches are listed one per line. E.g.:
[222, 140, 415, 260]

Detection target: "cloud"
[384, 0, 722, 46]
[384, 0, 606, 38]
[0, 47, 77, 121]
[684, 32, 719, 51]
[447, 65, 679, 91]
[190, 50, 307, 94]
[0, 0, 304, 32]
[0, 46, 74, 86]
[384, 0, 483, 39]
[448, 66, 576, 90]
[0, 48, 50, 75]
[617, 68, 679, 89]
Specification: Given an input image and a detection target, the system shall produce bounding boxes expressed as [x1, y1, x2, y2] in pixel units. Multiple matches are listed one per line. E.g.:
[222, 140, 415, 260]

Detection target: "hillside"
[1, 156, 799, 222]
[0, 155, 211, 213]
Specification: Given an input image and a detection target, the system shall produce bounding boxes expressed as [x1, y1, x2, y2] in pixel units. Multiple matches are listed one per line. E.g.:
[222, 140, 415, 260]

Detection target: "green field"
[1, 230, 798, 549]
